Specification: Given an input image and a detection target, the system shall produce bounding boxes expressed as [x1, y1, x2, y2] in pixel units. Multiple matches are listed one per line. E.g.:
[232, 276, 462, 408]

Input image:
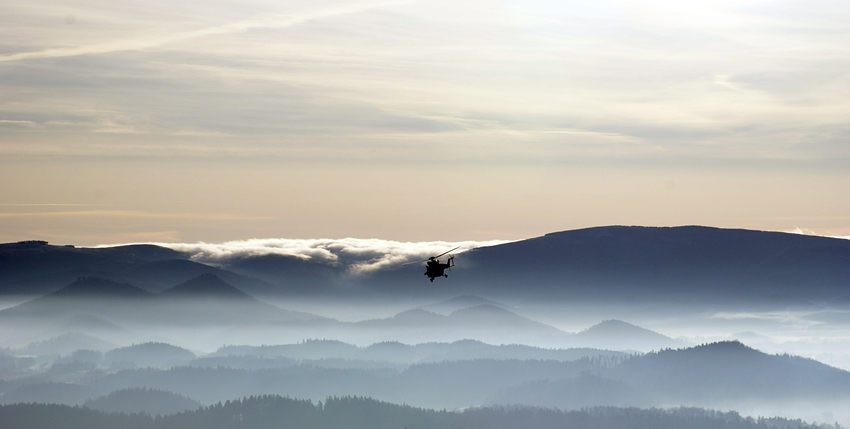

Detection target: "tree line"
[0, 395, 840, 429]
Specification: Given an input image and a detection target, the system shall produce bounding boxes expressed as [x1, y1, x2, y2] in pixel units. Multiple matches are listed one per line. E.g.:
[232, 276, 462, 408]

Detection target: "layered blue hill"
[3, 226, 849, 305]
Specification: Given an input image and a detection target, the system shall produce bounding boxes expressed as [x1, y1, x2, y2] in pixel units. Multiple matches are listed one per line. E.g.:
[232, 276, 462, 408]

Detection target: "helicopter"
[404, 247, 459, 282]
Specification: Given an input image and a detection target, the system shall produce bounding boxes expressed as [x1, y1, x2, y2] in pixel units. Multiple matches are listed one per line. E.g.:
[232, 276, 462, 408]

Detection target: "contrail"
[0, 1, 409, 62]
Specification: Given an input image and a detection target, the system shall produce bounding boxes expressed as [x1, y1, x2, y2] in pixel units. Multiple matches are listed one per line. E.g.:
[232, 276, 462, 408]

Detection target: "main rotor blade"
[433, 247, 460, 259]
[400, 247, 461, 266]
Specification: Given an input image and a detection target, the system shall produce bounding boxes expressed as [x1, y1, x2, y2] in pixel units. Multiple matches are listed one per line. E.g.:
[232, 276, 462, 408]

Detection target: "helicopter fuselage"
[424, 257, 453, 282]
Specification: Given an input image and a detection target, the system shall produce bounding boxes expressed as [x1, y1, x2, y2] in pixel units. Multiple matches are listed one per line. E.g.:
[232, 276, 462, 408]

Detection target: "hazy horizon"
[5, 226, 850, 374]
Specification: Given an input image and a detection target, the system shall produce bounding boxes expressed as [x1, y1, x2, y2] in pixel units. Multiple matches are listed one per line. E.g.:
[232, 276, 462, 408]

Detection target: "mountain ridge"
[4, 226, 850, 305]
[0, 242, 275, 296]
[159, 273, 254, 299]
[573, 320, 683, 350]
[0, 274, 328, 328]
[451, 225, 850, 302]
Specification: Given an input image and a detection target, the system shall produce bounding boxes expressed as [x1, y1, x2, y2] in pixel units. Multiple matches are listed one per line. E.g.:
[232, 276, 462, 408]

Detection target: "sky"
[1, 0, 849, 245]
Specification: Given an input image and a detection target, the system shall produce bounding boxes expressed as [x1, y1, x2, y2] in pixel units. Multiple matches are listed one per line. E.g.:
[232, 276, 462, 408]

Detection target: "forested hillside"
[0, 396, 837, 429]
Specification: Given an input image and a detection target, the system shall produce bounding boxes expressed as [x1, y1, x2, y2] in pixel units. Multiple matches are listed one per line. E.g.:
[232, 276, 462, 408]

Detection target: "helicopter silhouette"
[404, 247, 459, 282]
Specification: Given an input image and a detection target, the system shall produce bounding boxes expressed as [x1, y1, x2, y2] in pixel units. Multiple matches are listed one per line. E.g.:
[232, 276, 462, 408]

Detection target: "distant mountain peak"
[160, 273, 252, 299]
[448, 304, 564, 334]
[449, 304, 511, 316]
[111, 341, 194, 352]
[578, 319, 669, 337]
[105, 342, 196, 367]
[450, 339, 487, 346]
[442, 295, 497, 305]
[394, 308, 443, 318]
[571, 319, 684, 352]
[420, 295, 509, 314]
[97, 244, 186, 262]
[693, 340, 754, 352]
[370, 308, 447, 325]
[582, 319, 646, 332]
[643, 340, 763, 361]
[49, 277, 153, 299]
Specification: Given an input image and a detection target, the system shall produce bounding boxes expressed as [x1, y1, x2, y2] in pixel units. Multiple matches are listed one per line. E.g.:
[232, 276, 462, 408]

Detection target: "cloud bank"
[121, 238, 511, 273]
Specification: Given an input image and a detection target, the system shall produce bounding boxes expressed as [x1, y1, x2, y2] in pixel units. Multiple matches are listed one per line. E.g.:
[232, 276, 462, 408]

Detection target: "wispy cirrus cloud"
[0, 1, 410, 63]
[3, 0, 850, 243]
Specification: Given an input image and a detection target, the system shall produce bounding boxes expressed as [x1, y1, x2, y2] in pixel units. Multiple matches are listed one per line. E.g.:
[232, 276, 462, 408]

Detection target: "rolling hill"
[0, 241, 275, 296]
[0, 275, 328, 328]
[3, 227, 849, 306]
[451, 226, 850, 303]
[571, 320, 684, 350]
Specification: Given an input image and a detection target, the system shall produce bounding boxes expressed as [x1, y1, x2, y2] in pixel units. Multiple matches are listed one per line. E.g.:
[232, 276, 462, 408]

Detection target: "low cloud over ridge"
[111, 238, 510, 273]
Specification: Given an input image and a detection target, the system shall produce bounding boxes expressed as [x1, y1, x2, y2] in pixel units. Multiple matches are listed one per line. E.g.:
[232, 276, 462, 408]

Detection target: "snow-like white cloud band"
[788, 228, 850, 241]
[112, 238, 511, 273]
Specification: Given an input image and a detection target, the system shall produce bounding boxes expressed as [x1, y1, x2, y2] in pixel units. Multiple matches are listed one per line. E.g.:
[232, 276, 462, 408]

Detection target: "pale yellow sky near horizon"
[1, 0, 849, 245]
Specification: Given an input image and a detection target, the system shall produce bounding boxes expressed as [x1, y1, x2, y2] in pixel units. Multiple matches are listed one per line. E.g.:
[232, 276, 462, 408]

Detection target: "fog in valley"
[2, 227, 850, 427]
